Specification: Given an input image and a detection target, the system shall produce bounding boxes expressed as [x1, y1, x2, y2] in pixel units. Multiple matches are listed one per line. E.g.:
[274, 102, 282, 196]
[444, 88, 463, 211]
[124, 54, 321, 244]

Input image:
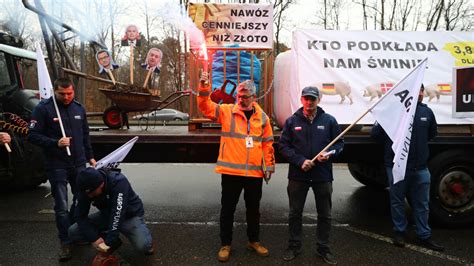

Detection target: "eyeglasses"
[238, 95, 253, 100]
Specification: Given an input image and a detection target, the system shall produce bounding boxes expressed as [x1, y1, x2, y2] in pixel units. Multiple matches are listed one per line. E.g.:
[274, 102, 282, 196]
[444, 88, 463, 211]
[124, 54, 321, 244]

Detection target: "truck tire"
[428, 150, 474, 227]
[348, 162, 388, 189]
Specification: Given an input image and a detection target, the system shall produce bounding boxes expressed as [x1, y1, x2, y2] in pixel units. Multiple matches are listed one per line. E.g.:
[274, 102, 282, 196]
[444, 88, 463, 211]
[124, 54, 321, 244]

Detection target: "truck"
[0, 32, 46, 189]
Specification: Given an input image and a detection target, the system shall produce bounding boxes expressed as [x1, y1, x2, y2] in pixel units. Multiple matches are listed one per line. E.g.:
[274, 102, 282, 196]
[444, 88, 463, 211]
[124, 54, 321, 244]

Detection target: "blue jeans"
[386, 167, 431, 239]
[68, 212, 153, 253]
[47, 166, 85, 244]
[287, 179, 333, 252]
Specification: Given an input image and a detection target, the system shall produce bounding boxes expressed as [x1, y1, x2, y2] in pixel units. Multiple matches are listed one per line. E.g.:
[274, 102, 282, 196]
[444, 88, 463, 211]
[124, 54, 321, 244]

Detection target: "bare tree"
[425, 0, 444, 30]
[318, 0, 345, 30]
[443, 0, 472, 30]
[273, 0, 294, 55]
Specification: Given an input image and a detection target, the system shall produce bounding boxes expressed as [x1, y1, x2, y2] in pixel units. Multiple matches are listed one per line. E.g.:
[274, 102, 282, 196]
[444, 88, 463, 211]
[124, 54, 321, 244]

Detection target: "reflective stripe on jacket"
[197, 85, 275, 178]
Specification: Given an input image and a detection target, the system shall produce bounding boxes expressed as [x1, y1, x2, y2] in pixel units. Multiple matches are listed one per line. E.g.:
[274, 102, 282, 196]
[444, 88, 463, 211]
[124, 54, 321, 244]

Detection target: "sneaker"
[317, 249, 337, 265]
[283, 247, 301, 261]
[217, 245, 231, 262]
[58, 244, 73, 262]
[393, 231, 405, 247]
[419, 237, 444, 252]
[247, 242, 269, 257]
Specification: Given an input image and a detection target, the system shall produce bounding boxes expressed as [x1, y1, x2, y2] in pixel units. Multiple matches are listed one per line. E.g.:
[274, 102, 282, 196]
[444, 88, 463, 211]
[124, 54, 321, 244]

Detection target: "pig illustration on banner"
[363, 82, 394, 101]
[424, 83, 451, 101]
[315, 82, 353, 104]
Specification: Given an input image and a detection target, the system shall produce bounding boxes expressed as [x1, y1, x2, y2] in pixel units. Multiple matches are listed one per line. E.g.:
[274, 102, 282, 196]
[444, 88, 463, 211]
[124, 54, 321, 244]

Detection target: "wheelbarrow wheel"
[103, 106, 126, 129]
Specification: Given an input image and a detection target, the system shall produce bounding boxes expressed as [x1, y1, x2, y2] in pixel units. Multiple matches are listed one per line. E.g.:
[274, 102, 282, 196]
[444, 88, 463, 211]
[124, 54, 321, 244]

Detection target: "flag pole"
[50, 88, 71, 156]
[4, 143, 11, 152]
[310, 58, 428, 164]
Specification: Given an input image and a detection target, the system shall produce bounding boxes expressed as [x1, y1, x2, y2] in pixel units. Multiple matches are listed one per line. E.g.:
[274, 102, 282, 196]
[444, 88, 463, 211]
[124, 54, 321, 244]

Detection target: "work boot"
[217, 245, 231, 262]
[58, 243, 73, 262]
[419, 237, 445, 252]
[283, 247, 301, 261]
[247, 242, 269, 257]
[393, 231, 406, 247]
[317, 248, 337, 265]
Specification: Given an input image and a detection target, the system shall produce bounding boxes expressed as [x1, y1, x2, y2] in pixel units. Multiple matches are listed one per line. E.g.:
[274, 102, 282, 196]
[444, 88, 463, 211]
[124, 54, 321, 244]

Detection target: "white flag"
[370, 58, 428, 184]
[35, 42, 52, 99]
[95, 136, 139, 169]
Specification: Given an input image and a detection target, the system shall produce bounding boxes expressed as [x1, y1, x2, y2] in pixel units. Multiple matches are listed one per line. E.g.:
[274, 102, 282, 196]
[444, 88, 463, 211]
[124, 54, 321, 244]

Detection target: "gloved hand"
[264, 171, 272, 184]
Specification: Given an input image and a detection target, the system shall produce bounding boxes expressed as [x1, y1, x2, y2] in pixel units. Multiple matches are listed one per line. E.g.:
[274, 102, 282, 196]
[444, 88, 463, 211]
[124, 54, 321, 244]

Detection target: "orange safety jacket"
[197, 85, 275, 178]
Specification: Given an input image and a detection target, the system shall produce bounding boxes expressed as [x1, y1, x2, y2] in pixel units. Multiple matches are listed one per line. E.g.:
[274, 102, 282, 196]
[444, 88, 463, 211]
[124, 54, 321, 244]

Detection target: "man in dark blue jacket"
[371, 85, 444, 252]
[68, 167, 154, 256]
[28, 78, 96, 261]
[279, 86, 343, 264]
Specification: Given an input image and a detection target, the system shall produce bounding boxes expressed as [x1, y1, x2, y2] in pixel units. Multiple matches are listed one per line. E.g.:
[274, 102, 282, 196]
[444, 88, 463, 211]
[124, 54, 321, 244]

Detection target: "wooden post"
[143, 68, 153, 88]
[106, 69, 116, 84]
[130, 45, 134, 84]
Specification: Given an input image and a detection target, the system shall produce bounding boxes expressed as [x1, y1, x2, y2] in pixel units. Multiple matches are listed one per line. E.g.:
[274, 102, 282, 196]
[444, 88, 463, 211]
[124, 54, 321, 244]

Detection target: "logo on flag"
[322, 83, 335, 92]
[437, 83, 451, 93]
[95, 136, 139, 169]
[380, 83, 393, 94]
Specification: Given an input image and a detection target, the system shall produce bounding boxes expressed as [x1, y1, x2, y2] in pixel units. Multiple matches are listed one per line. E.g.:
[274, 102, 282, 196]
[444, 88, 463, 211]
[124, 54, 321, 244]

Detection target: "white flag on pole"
[35, 42, 52, 99]
[95, 136, 139, 169]
[370, 58, 428, 184]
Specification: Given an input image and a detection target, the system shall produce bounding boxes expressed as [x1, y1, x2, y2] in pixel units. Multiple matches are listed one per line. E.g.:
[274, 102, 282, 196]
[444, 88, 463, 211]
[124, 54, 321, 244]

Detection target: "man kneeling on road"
[68, 167, 154, 257]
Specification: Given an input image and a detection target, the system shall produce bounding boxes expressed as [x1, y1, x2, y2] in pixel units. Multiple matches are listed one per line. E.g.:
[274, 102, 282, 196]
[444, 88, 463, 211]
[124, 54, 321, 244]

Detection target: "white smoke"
[155, 1, 205, 49]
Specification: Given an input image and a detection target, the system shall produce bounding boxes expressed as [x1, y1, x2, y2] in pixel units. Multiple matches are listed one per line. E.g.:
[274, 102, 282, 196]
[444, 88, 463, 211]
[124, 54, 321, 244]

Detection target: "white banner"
[286, 30, 474, 125]
[188, 3, 273, 49]
[35, 42, 52, 100]
[371, 59, 427, 183]
[95, 136, 139, 169]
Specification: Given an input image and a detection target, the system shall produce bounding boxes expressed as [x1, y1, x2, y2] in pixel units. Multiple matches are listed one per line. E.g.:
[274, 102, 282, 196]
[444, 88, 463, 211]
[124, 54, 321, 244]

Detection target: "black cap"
[301, 86, 320, 99]
[78, 167, 104, 193]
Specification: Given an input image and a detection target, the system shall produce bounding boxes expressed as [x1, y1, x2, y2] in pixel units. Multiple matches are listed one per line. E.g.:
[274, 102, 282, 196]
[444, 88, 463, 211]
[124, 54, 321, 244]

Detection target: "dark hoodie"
[74, 169, 144, 246]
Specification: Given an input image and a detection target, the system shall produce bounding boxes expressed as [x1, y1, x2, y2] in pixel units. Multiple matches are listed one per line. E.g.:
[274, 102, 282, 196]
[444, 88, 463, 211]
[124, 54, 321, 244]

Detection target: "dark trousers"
[220, 174, 263, 246]
[47, 165, 85, 244]
[287, 179, 333, 251]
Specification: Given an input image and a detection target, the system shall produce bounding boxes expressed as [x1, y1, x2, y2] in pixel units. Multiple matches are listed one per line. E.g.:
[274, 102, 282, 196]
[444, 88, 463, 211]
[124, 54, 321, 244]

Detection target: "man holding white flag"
[28, 77, 96, 261]
[371, 61, 443, 251]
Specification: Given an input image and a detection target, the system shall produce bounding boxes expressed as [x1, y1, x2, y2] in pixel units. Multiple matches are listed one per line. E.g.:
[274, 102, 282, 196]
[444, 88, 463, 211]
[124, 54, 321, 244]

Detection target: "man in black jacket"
[371, 85, 444, 252]
[279, 86, 343, 264]
[28, 78, 96, 261]
[68, 167, 154, 256]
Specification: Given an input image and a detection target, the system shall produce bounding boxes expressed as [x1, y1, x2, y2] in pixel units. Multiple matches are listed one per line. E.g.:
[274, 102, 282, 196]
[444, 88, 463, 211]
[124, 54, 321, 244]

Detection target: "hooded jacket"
[74, 169, 144, 246]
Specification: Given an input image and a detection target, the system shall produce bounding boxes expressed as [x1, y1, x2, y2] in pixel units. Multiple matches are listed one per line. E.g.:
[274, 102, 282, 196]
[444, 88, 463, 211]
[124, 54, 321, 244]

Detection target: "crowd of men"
[0, 75, 444, 265]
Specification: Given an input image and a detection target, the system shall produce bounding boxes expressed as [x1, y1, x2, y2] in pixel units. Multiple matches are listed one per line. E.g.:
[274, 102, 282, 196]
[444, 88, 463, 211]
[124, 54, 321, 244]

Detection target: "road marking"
[339, 225, 471, 265]
[146, 220, 472, 264]
[38, 209, 55, 214]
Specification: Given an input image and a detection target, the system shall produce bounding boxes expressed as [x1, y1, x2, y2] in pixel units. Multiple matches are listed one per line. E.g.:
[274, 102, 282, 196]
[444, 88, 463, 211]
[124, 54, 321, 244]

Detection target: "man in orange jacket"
[197, 73, 275, 262]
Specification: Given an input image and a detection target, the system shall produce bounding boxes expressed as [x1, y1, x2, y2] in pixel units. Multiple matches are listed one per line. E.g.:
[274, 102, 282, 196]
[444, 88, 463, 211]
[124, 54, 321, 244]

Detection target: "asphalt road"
[0, 163, 473, 265]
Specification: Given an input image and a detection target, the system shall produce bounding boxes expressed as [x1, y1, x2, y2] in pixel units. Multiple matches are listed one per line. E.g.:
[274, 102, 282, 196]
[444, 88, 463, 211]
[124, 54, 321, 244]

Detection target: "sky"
[0, 0, 367, 49]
